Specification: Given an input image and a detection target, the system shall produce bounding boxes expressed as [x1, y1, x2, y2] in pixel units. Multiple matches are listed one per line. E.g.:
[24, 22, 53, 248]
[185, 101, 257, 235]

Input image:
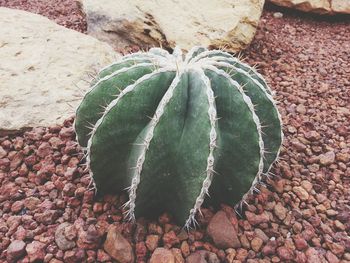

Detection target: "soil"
[0, 2, 349, 263]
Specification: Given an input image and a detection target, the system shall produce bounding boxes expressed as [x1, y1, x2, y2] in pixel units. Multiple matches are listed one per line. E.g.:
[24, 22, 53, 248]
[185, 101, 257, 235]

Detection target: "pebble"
[292, 186, 309, 201]
[186, 250, 220, 263]
[146, 235, 160, 252]
[273, 12, 283, 18]
[6, 240, 26, 262]
[26, 241, 46, 262]
[55, 223, 76, 251]
[319, 151, 335, 166]
[277, 246, 294, 261]
[103, 226, 134, 263]
[207, 211, 241, 248]
[245, 211, 269, 226]
[251, 237, 263, 252]
[150, 248, 175, 263]
[273, 202, 288, 220]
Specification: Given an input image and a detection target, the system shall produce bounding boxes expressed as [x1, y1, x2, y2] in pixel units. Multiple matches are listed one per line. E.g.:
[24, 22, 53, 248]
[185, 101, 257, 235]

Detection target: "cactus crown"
[74, 46, 283, 228]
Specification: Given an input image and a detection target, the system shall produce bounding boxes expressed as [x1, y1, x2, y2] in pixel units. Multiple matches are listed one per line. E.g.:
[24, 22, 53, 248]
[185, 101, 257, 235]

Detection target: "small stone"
[293, 186, 309, 201]
[97, 249, 111, 262]
[274, 202, 287, 220]
[344, 253, 350, 260]
[34, 210, 60, 225]
[277, 246, 294, 261]
[235, 248, 248, 261]
[251, 237, 263, 252]
[245, 211, 269, 225]
[180, 241, 190, 257]
[10, 152, 24, 170]
[327, 242, 344, 257]
[336, 152, 349, 163]
[334, 220, 345, 231]
[163, 230, 180, 248]
[240, 234, 250, 249]
[207, 211, 240, 249]
[146, 235, 159, 252]
[254, 229, 269, 243]
[103, 225, 134, 263]
[326, 251, 339, 263]
[262, 240, 277, 256]
[26, 241, 46, 262]
[55, 223, 76, 251]
[306, 247, 325, 262]
[316, 194, 327, 203]
[171, 248, 184, 263]
[49, 136, 64, 149]
[300, 180, 313, 192]
[63, 183, 76, 197]
[326, 209, 338, 217]
[150, 248, 175, 263]
[319, 151, 335, 166]
[294, 235, 308, 250]
[273, 179, 285, 193]
[186, 250, 219, 263]
[6, 240, 26, 262]
[304, 131, 321, 141]
[11, 200, 24, 213]
[0, 146, 7, 158]
[60, 127, 75, 138]
[63, 248, 86, 263]
[273, 12, 283, 18]
[291, 140, 306, 152]
[93, 202, 103, 213]
[296, 104, 306, 114]
[316, 204, 326, 213]
[77, 224, 101, 249]
[225, 248, 236, 262]
[37, 142, 52, 158]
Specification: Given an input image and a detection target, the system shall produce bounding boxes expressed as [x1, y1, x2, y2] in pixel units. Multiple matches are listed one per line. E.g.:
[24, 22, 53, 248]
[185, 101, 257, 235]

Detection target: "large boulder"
[0, 7, 118, 134]
[268, 0, 350, 14]
[80, 0, 264, 53]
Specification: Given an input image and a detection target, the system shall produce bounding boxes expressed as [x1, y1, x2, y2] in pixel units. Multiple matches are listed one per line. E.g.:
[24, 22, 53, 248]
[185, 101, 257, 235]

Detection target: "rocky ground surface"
[0, 2, 350, 263]
[0, 0, 86, 33]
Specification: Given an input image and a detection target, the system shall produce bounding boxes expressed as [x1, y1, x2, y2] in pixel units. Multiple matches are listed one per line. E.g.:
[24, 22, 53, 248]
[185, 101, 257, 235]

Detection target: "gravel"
[0, 0, 86, 33]
[0, 2, 349, 263]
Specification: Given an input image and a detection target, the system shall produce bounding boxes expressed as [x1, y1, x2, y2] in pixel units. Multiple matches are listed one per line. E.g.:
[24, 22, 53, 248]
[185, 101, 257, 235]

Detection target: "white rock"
[273, 12, 284, 18]
[268, 0, 350, 14]
[81, 0, 264, 53]
[0, 8, 118, 133]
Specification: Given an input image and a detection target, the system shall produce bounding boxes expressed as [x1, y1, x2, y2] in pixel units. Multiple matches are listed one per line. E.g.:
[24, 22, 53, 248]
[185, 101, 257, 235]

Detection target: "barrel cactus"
[74, 46, 283, 228]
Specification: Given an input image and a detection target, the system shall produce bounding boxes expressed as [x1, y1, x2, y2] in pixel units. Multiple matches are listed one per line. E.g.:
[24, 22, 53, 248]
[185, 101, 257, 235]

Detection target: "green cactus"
[74, 47, 283, 227]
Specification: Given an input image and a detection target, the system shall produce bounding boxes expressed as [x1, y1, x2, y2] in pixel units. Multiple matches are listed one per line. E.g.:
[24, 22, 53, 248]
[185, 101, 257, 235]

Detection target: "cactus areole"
[74, 47, 283, 228]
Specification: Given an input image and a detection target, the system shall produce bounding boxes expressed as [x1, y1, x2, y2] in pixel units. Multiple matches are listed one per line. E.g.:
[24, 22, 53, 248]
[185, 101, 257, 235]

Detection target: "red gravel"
[0, 3, 350, 263]
[0, 0, 86, 33]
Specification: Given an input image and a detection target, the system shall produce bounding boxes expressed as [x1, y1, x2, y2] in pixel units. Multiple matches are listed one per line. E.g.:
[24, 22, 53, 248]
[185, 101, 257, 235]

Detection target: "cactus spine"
[74, 47, 283, 228]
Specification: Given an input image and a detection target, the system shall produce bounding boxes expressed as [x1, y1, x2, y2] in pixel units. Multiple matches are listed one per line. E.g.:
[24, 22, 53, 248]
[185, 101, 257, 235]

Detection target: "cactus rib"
[124, 71, 183, 221]
[209, 61, 284, 173]
[184, 69, 218, 229]
[203, 65, 265, 198]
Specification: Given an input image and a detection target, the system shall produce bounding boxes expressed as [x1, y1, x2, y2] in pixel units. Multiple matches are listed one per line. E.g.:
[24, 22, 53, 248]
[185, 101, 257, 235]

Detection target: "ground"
[0, 1, 349, 263]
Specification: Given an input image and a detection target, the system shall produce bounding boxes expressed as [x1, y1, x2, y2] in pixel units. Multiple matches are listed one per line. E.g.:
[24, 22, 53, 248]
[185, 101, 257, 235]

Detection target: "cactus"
[74, 46, 283, 228]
